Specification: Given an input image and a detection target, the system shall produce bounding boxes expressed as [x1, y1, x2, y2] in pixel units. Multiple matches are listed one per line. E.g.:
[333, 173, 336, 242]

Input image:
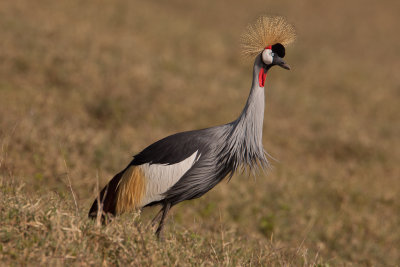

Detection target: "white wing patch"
[139, 151, 199, 206]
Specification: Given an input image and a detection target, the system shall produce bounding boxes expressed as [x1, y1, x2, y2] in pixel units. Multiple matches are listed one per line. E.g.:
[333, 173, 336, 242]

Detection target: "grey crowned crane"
[89, 16, 296, 237]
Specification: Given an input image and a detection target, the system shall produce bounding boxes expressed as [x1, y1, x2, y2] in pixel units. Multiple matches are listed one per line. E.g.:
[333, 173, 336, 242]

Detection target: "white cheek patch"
[262, 49, 273, 65]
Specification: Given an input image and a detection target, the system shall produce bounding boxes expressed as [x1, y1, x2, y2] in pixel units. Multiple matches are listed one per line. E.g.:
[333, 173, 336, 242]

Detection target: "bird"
[88, 16, 296, 238]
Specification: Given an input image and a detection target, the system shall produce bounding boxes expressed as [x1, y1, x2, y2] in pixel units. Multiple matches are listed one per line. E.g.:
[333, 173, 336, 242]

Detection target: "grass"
[0, 179, 321, 266]
[0, 0, 399, 265]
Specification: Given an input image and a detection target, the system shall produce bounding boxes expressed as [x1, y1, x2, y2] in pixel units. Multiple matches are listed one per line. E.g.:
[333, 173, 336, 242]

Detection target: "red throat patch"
[258, 68, 267, 87]
[258, 45, 271, 87]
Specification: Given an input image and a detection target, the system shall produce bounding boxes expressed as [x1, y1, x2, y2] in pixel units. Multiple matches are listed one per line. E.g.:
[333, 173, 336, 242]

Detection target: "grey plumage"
[89, 41, 292, 238]
[163, 54, 270, 205]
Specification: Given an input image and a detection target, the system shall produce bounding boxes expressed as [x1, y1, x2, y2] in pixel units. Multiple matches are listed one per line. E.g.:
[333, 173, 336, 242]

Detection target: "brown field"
[1, 0, 399, 265]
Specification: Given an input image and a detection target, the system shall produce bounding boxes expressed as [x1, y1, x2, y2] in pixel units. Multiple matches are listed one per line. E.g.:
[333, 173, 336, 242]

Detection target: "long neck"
[225, 55, 270, 172]
[238, 55, 268, 145]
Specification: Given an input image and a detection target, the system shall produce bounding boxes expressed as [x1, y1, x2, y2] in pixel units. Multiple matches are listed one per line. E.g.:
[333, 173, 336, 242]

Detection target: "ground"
[0, 0, 399, 265]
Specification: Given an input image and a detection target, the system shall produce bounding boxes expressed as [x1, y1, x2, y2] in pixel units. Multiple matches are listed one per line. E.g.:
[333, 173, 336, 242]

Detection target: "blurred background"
[0, 0, 399, 265]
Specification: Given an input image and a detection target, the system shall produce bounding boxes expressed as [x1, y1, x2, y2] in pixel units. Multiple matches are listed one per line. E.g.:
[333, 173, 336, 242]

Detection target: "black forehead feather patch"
[271, 43, 286, 58]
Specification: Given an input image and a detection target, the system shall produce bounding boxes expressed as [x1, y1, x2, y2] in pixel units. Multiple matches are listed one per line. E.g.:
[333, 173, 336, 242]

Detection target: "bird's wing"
[89, 126, 229, 214]
[131, 126, 234, 206]
[128, 128, 215, 207]
[130, 129, 208, 166]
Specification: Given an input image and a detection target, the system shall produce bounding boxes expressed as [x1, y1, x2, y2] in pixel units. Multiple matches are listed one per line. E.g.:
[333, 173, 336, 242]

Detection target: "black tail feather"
[88, 170, 125, 220]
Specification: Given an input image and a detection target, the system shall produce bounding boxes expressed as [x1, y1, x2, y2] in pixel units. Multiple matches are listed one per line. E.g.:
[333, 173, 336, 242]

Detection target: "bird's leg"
[151, 208, 163, 227]
[155, 202, 171, 240]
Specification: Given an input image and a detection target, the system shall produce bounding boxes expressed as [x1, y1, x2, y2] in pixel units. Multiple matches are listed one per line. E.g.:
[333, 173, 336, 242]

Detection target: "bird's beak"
[274, 56, 291, 70]
[279, 61, 291, 70]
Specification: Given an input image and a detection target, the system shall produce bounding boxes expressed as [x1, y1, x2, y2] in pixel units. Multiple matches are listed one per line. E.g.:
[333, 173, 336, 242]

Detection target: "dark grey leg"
[151, 208, 163, 227]
[155, 202, 171, 239]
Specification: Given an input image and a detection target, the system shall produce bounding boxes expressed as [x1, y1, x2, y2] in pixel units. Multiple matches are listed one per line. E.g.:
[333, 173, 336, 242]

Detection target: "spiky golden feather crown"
[241, 16, 296, 58]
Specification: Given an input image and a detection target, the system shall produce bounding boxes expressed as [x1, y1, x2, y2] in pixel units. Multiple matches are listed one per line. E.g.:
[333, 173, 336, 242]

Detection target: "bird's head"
[241, 16, 296, 86]
[261, 43, 290, 70]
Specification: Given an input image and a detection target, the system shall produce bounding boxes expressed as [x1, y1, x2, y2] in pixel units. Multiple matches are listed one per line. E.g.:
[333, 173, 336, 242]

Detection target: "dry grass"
[1, 0, 399, 265]
[0, 178, 321, 266]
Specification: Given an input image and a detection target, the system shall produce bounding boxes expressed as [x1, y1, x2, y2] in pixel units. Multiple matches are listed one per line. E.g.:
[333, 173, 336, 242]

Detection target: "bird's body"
[89, 16, 296, 237]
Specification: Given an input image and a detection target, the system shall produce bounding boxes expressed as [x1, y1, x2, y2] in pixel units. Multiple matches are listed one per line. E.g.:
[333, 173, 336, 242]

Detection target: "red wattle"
[258, 68, 267, 87]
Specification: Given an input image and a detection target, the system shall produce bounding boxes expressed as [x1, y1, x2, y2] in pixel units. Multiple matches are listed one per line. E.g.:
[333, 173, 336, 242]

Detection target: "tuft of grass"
[0, 178, 323, 266]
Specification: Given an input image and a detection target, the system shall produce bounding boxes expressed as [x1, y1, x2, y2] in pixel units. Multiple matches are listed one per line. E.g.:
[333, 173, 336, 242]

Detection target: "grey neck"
[225, 54, 269, 172]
